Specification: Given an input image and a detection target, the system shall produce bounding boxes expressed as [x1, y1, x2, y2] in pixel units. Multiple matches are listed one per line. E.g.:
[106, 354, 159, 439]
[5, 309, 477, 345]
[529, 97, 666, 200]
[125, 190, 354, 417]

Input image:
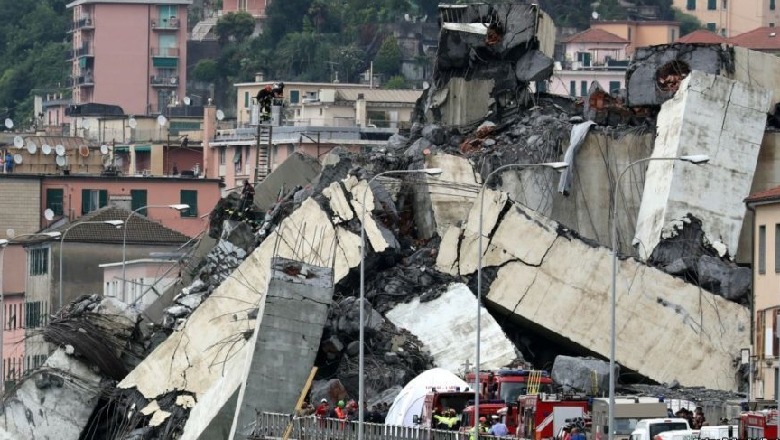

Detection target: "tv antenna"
[3, 118, 12, 129]
[592, 11, 600, 20]
[216, 109, 225, 121]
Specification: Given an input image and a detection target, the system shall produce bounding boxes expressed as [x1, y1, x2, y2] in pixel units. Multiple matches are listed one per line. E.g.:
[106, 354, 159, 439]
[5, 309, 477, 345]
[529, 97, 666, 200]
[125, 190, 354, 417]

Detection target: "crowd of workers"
[301, 398, 390, 424]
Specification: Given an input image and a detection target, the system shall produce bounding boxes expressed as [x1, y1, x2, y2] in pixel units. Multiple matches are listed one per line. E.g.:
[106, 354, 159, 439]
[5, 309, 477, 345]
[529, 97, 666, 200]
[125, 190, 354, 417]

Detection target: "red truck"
[460, 399, 516, 434]
[414, 389, 474, 428]
[517, 394, 590, 440]
[465, 369, 555, 403]
[739, 409, 778, 439]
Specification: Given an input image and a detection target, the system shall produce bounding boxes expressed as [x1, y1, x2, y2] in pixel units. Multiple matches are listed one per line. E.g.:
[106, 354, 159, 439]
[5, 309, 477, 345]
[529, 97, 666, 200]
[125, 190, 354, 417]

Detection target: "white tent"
[384, 368, 470, 427]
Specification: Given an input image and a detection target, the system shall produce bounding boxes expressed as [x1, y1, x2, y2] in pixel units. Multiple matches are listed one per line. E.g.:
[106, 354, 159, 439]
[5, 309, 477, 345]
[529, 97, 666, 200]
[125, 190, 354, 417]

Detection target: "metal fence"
[249, 412, 493, 440]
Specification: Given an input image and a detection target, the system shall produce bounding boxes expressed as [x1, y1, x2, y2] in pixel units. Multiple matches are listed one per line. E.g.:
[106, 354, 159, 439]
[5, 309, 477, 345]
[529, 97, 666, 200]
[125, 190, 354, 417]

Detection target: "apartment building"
[550, 28, 630, 98]
[673, 0, 780, 37]
[66, 0, 191, 115]
[591, 20, 680, 54]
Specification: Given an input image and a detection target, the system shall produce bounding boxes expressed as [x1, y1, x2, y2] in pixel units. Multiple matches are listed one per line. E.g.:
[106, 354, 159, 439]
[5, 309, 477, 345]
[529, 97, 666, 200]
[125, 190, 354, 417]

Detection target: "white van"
[629, 418, 691, 440]
[697, 425, 738, 439]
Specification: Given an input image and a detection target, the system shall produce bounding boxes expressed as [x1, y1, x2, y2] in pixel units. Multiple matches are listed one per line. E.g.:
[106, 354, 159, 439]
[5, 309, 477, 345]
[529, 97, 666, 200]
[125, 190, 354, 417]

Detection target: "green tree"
[596, 0, 626, 20]
[264, 0, 312, 47]
[192, 59, 220, 83]
[384, 75, 408, 89]
[374, 35, 402, 77]
[215, 11, 256, 43]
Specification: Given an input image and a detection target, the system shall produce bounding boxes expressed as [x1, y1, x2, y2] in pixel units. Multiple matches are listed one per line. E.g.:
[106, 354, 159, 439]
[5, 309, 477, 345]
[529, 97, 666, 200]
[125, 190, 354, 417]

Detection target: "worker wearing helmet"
[469, 416, 490, 440]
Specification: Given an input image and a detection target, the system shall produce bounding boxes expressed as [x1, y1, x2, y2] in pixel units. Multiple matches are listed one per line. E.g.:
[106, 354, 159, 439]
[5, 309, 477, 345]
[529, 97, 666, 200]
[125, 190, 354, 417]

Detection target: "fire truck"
[738, 409, 778, 439]
[414, 389, 474, 428]
[516, 394, 591, 440]
[465, 369, 555, 403]
[460, 399, 515, 433]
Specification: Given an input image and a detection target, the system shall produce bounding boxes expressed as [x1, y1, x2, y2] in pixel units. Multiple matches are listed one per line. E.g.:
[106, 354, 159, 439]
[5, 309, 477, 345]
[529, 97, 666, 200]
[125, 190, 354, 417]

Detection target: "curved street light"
[607, 154, 709, 440]
[121, 204, 190, 299]
[59, 220, 124, 312]
[0, 231, 61, 394]
[474, 161, 568, 430]
[359, 167, 443, 440]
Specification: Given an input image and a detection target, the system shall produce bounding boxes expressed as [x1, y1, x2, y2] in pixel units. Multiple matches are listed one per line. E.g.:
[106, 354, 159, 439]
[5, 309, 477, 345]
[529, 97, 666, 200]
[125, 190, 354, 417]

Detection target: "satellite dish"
[44, 209, 54, 221]
[157, 114, 168, 127]
[13, 154, 23, 165]
[4, 118, 12, 129]
[56, 155, 66, 167]
[6, 229, 14, 238]
[100, 144, 109, 155]
[79, 145, 90, 157]
[216, 109, 225, 121]
[128, 117, 138, 129]
[13, 136, 23, 148]
[55, 144, 65, 156]
[592, 11, 600, 20]
[42, 144, 52, 155]
[26, 141, 37, 154]
[183, 96, 191, 106]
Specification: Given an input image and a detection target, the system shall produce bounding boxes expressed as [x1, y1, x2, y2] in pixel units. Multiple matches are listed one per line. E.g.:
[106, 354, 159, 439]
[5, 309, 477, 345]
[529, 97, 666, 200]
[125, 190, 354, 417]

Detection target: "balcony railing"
[68, 17, 94, 32]
[150, 75, 179, 87]
[151, 16, 180, 30]
[150, 47, 179, 57]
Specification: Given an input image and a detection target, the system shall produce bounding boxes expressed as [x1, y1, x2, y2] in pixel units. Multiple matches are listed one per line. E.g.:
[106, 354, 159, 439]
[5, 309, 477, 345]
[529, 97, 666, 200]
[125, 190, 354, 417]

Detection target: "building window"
[772, 0, 776, 11]
[219, 146, 227, 165]
[772, 22, 777, 28]
[180, 190, 197, 217]
[671, 29, 677, 41]
[239, 0, 247, 11]
[722, 0, 727, 9]
[569, 81, 576, 97]
[289, 90, 300, 104]
[706, 22, 717, 32]
[686, 0, 696, 10]
[707, 0, 716, 9]
[24, 301, 43, 329]
[758, 309, 765, 359]
[580, 81, 588, 97]
[760, 224, 767, 274]
[131, 189, 148, 216]
[28, 248, 49, 276]
[6, 303, 16, 330]
[627, 27, 632, 41]
[608, 81, 621, 93]
[81, 189, 107, 214]
[46, 188, 64, 216]
[244, 91, 249, 108]
[234, 146, 243, 173]
[721, 28, 727, 36]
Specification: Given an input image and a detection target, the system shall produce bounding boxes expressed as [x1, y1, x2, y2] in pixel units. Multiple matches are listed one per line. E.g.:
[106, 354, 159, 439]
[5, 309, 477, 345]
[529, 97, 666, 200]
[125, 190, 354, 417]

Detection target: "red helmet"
[479, 417, 487, 423]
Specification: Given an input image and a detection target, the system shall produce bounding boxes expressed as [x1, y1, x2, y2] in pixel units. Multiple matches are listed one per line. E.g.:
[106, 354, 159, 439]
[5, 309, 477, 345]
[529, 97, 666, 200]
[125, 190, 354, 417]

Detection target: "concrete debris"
[254, 151, 321, 212]
[386, 283, 519, 372]
[634, 70, 772, 260]
[558, 121, 596, 196]
[551, 355, 617, 394]
[515, 50, 554, 82]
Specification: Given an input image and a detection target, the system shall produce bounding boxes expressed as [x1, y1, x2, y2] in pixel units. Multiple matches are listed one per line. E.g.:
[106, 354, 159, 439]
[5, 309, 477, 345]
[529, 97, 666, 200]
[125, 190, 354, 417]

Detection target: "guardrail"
[249, 413, 507, 440]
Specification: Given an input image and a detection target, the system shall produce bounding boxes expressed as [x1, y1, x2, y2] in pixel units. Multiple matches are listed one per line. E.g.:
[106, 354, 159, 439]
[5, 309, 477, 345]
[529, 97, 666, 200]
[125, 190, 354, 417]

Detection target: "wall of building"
[564, 41, 627, 64]
[222, 0, 268, 18]
[672, 0, 779, 37]
[549, 70, 627, 97]
[40, 176, 219, 237]
[102, 260, 178, 307]
[0, 177, 42, 240]
[591, 22, 679, 54]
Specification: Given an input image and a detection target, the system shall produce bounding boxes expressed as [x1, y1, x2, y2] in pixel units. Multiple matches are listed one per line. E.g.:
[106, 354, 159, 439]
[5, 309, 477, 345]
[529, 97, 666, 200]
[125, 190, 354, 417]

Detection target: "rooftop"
[745, 185, 780, 204]
[729, 26, 780, 51]
[675, 30, 728, 44]
[53, 205, 190, 245]
[562, 28, 628, 44]
[67, 0, 191, 7]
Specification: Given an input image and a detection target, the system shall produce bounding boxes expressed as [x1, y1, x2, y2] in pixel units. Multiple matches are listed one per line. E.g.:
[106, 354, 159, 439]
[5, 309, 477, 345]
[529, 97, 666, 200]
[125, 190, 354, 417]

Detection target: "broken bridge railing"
[250, 412, 500, 440]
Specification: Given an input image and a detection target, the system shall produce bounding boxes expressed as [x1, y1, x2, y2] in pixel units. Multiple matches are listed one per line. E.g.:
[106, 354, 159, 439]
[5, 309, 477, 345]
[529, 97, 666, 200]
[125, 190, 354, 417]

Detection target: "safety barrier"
[248, 412, 507, 440]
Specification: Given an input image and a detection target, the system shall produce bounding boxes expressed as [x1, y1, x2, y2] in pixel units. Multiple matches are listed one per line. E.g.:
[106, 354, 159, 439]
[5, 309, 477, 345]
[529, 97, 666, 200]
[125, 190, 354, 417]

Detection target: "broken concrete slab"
[414, 153, 480, 240]
[0, 349, 102, 439]
[229, 258, 333, 438]
[634, 70, 772, 260]
[437, 189, 749, 390]
[254, 152, 322, 212]
[386, 283, 517, 372]
[551, 355, 617, 395]
[515, 50, 554, 82]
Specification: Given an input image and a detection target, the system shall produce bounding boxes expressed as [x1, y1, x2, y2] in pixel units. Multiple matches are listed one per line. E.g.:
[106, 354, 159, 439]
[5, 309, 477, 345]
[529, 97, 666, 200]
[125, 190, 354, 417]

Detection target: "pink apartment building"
[0, 245, 30, 388]
[66, 0, 191, 115]
[222, 0, 268, 19]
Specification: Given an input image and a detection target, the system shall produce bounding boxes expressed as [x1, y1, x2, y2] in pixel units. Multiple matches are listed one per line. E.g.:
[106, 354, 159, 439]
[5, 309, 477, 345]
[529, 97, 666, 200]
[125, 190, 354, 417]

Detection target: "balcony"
[150, 75, 179, 87]
[150, 47, 179, 58]
[68, 17, 94, 33]
[68, 73, 94, 88]
[151, 16, 180, 31]
[68, 45, 94, 60]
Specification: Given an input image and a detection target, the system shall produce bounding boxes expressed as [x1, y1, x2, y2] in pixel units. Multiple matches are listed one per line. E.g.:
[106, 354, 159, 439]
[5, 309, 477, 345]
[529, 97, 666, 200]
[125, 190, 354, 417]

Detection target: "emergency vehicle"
[459, 399, 512, 433]
[414, 388, 473, 428]
[738, 409, 778, 439]
[516, 394, 590, 440]
[465, 370, 555, 403]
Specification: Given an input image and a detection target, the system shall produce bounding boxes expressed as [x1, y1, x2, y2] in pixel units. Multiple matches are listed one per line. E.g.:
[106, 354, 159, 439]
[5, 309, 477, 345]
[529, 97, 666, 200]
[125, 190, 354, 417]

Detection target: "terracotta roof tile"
[562, 28, 628, 44]
[729, 27, 780, 50]
[54, 206, 190, 245]
[745, 185, 780, 203]
[675, 30, 728, 44]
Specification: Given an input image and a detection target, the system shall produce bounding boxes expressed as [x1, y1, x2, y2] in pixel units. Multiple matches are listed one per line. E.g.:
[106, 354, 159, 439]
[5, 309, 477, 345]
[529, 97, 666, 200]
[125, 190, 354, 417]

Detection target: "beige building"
[746, 186, 780, 402]
[673, 0, 780, 38]
[591, 20, 680, 54]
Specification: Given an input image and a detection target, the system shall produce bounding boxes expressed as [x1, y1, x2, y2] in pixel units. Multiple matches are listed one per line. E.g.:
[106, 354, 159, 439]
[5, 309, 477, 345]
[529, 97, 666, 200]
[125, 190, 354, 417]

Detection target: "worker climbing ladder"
[527, 370, 542, 394]
[254, 124, 272, 182]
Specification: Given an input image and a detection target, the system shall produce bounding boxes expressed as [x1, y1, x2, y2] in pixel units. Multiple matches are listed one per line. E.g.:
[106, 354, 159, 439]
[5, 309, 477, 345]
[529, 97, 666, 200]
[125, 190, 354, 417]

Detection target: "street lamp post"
[475, 162, 568, 429]
[59, 220, 124, 312]
[0, 231, 61, 394]
[359, 168, 443, 440]
[121, 204, 189, 299]
[607, 154, 709, 440]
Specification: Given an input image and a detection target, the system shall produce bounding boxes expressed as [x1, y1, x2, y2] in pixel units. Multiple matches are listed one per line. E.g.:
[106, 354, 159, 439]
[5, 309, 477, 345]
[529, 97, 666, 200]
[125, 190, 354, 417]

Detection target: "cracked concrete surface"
[437, 188, 749, 390]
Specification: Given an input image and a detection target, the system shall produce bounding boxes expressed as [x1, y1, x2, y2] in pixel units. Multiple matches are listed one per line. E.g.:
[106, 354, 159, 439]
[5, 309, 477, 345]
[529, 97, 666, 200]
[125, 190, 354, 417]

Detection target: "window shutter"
[99, 190, 108, 208]
[131, 190, 148, 216]
[81, 189, 90, 214]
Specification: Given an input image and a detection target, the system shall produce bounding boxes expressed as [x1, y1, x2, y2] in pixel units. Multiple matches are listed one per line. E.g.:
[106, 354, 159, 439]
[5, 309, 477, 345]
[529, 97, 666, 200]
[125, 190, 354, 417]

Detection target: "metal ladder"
[590, 369, 599, 395]
[254, 124, 272, 182]
[527, 370, 542, 394]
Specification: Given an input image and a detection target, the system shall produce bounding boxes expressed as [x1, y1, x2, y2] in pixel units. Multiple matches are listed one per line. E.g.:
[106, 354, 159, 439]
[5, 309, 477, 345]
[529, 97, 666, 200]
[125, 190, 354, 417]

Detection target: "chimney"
[202, 103, 216, 178]
[255, 72, 264, 82]
[356, 93, 367, 127]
